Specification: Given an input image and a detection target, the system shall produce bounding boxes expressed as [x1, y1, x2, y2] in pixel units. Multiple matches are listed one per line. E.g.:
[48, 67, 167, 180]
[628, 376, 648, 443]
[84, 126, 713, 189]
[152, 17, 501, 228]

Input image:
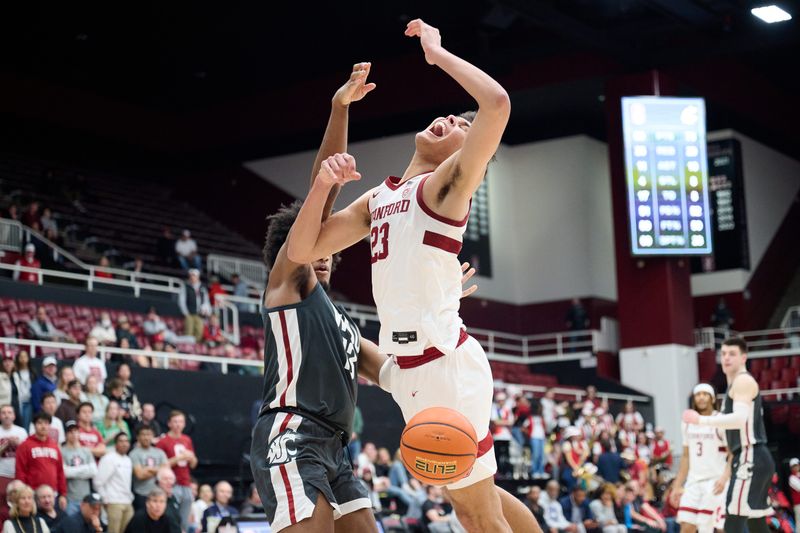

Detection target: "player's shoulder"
[731, 372, 758, 390]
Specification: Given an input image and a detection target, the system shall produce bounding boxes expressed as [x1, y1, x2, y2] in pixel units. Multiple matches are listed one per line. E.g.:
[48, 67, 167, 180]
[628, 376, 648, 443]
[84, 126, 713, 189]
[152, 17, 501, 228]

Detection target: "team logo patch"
[402, 187, 412, 199]
[266, 429, 300, 466]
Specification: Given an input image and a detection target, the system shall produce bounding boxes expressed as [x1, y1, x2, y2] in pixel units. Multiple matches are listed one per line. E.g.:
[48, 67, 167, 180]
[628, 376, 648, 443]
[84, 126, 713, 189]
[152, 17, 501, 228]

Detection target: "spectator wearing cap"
[789, 458, 800, 530]
[114, 315, 139, 350]
[94, 432, 134, 533]
[62, 419, 97, 515]
[178, 269, 211, 343]
[36, 483, 67, 531]
[0, 404, 27, 517]
[89, 312, 117, 347]
[175, 230, 201, 271]
[28, 306, 74, 343]
[124, 488, 177, 533]
[13, 243, 42, 284]
[58, 492, 105, 533]
[562, 426, 589, 491]
[32, 393, 65, 445]
[55, 379, 83, 424]
[72, 337, 107, 393]
[16, 412, 68, 507]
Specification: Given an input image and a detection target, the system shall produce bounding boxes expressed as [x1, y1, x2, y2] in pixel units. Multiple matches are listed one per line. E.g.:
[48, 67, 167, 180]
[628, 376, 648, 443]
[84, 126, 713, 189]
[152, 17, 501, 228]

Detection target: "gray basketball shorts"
[250, 410, 371, 532]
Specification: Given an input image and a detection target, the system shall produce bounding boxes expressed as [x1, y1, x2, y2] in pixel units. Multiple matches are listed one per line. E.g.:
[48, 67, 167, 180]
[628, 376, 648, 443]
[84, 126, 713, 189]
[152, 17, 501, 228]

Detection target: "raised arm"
[286, 154, 371, 264]
[311, 62, 376, 219]
[406, 19, 510, 208]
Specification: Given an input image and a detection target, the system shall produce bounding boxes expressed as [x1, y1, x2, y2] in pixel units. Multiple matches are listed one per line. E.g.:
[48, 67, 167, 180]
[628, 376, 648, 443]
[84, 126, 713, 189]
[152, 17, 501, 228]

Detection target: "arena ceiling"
[1, 1, 798, 163]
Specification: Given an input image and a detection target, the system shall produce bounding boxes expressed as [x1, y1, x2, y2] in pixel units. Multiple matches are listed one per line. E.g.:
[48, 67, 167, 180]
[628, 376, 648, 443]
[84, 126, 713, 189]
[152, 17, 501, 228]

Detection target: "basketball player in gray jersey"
[250, 61, 478, 533]
[683, 337, 775, 533]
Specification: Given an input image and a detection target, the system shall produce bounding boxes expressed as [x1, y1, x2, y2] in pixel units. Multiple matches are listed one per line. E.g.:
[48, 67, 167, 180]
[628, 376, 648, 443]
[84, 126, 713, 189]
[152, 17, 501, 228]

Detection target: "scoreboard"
[621, 96, 713, 256]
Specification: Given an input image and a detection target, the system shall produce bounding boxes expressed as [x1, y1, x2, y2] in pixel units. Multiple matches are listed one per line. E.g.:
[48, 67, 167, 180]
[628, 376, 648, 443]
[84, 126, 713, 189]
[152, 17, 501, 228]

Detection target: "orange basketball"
[399, 406, 478, 486]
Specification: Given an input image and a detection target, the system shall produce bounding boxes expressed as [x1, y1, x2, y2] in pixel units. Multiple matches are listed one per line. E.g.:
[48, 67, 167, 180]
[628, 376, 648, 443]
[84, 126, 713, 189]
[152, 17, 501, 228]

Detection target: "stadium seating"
[0, 154, 261, 277]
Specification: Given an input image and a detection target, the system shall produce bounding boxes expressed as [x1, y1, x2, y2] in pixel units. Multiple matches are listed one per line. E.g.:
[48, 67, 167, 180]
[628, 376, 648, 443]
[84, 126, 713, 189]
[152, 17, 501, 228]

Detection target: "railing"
[0, 337, 260, 376]
[781, 306, 800, 329]
[507, 383, 651, 404]
[0, 219, 23, 253]
[0, 263, 181, 298]
[760, 386, 799, 401]
[695, 326, 800, 358]
[0, 218, 183, 291]
[207, 254, 267, 288]
[214, 298, 240, 345]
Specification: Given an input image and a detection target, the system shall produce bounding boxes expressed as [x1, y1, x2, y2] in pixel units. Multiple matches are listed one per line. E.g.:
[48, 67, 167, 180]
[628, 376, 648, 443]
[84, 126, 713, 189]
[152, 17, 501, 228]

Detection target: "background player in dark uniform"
[683, 337, 775, 533]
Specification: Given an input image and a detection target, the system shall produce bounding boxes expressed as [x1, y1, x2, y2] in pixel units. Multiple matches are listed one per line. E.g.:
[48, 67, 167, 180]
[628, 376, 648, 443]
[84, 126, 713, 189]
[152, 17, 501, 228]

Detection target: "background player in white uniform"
[286, 18, 540, 533]
[671, 384, 730, 533]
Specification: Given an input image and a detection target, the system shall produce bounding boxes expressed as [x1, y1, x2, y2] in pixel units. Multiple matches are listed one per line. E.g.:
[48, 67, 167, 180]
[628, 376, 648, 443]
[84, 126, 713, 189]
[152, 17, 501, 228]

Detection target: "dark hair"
[107, 378, 124, 391]
[136, 424, 154, 436]
[722, 337, 747, 354]
[33, 412, 52, 424]
[113, 432, 130, 444]
[262, 200, 342, 271]
[77, 401, 94, 413]
[571, 484, 585, 494]
[458, 110, 497, 163]
[41, 392, 56, 402]
[67, 379, 81, 389]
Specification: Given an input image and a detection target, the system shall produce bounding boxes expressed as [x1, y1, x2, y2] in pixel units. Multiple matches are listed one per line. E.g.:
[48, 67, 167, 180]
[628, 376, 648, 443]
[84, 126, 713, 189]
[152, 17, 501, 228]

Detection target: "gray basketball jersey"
[722, 372, 768, 454]
[260, 283, 361, 435]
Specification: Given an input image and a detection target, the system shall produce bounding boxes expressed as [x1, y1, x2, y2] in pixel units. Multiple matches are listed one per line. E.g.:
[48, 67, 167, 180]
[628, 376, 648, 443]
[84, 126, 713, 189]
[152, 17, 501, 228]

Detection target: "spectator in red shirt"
[155, 410, 197, 531]
[13, 244, 42, 284]
[207, 276, 226, 306]
[95, 256, 114, 280]
[76, 402, 106, 459]
[15, 412, 67, 509]
[650, 426, 672, 469]
[201, 315, 231, 348]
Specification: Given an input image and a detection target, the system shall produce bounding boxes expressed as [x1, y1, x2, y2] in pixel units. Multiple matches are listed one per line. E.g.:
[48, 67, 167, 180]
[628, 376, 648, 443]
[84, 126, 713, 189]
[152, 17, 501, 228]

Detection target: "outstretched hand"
[404, 18, 443, 65]
[461, 261, 477, 298]
[333, 62, 377, 107]
[682, 409, 700, 425]
[317, 153, 361, 187]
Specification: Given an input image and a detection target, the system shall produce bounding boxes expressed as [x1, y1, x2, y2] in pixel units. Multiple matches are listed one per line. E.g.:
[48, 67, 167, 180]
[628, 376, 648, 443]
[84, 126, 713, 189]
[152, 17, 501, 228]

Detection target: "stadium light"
[750, 5, 792, 23]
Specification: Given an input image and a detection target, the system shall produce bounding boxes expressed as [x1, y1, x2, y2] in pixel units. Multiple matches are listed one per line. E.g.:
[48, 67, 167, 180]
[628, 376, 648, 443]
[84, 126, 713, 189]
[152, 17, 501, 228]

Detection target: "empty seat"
[749, 359, 768, 373]
[771, 357, 788, 370]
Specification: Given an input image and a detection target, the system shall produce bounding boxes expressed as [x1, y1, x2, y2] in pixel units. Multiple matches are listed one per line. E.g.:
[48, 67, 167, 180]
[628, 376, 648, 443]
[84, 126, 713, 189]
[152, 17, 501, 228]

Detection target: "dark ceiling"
[1, 1, 798, 165]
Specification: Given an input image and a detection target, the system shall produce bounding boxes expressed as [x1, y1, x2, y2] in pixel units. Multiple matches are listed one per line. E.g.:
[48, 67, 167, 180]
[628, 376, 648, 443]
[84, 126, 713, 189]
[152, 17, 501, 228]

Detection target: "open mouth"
[428, 120, 447, 138]
[314, 265, 329, 274]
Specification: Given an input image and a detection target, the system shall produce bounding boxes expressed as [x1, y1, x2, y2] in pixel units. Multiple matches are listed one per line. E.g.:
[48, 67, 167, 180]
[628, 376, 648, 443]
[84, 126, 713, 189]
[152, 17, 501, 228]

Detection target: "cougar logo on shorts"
[267, 429, 300, 466]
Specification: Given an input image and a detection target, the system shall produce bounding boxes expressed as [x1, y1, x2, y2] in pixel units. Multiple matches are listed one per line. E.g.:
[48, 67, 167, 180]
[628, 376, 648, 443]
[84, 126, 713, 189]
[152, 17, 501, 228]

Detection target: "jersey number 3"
[370, 223, 389, 264]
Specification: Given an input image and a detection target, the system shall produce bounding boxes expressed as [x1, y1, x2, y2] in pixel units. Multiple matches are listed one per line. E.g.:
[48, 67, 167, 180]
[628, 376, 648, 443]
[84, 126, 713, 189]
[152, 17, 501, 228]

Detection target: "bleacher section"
[750, 356, 800, 391]
[0, 154, 261, 276]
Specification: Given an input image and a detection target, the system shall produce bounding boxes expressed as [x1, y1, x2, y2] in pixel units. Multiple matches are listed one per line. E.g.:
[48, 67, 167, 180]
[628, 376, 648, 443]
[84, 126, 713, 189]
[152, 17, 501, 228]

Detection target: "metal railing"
[695, 326, 800, 358]
[505, 383, 651, 404]
[0, 219, 23, 253]
[207, 254, 267, 288]
[0, 262, 182, 298]
[0, 218, 183, 291]
[781, 306, 800, 329]
[0, 337, 259, 375]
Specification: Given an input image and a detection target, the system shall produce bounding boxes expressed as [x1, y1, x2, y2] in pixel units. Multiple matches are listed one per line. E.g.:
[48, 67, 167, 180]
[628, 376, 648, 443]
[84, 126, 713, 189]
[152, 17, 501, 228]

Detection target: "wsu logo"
[267, 429, 300, 466]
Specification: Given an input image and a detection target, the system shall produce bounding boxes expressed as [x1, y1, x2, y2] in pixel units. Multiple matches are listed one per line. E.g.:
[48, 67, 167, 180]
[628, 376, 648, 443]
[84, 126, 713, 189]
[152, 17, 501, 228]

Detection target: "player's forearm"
[429, 46, 510, 113]
[699, 402, 748, 429]
[286, 180, 334, 263]
[310, 104, 348, 217]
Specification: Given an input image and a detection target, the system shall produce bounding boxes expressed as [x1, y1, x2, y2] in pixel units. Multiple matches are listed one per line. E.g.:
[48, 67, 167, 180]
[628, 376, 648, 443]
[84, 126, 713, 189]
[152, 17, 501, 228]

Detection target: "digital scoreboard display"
[621, 96, 713, 256]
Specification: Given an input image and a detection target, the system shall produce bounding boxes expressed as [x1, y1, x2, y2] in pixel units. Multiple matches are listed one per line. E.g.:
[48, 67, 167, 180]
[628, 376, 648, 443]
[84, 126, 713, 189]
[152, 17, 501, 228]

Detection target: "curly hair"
[263, 200, 342, 271]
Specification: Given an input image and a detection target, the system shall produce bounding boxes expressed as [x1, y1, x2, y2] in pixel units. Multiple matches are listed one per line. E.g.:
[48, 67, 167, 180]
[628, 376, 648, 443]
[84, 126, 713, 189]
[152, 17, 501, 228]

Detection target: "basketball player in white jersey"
[683, 338, 775, 533]
[671, 383, 730, 533]
[286, 18, 540, 533]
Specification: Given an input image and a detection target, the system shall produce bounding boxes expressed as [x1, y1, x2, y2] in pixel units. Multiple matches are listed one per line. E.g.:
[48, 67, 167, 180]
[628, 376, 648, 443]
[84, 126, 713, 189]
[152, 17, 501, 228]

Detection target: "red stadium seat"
[780, 367, 798, 383]
[771, 357, 788, 370]
[791, 356, 800, 369]
[749, 359, 768, 373]
[0, 312, 10, 325]
[769, 404, 789, 424]
[759, 369, 776, 382]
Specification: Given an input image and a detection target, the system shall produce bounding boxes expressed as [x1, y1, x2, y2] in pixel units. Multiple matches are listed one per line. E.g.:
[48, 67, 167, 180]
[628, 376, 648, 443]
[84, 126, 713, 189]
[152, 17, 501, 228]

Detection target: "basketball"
[399, 406, 478, 486]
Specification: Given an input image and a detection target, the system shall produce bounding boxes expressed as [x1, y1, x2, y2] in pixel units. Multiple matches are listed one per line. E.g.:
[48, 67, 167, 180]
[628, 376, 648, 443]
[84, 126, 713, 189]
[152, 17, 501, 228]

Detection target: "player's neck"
[401, 153, 437, 182]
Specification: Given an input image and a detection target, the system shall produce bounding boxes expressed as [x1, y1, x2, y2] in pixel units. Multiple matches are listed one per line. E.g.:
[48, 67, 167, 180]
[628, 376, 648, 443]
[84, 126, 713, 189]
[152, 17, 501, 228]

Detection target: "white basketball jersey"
[368, 172, 467, 356]
[682, 414, 728, 484]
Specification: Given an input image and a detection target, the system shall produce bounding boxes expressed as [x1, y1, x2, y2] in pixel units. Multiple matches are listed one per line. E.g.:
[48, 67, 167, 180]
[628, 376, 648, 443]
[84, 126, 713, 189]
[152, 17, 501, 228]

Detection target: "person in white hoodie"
[89, 312, 117, 346]
[95, 432, 134, 533]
